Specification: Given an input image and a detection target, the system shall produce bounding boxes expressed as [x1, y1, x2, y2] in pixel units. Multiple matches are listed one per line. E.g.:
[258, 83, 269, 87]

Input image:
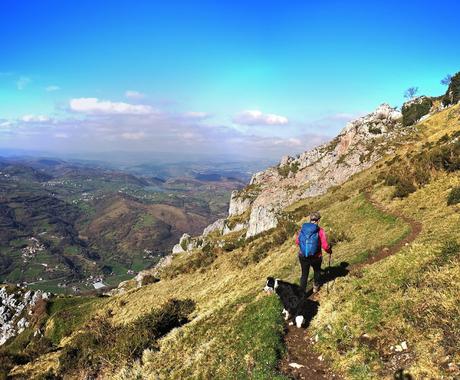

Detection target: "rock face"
[246, 205, 278, 238]
[203, 218, 226, 236]
[164, 103, 405, 255]
[228, 190, 252, 217]
[0, 286, 50, 345]
[244, 104, 402, 237]
[222, 221, 248, 236]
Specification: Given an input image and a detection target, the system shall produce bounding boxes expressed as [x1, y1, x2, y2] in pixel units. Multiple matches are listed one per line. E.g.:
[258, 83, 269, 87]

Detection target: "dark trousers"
[299, 254, 322, 292]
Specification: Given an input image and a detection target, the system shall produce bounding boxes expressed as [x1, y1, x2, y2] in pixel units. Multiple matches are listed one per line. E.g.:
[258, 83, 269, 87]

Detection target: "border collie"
[264, 277, 310, 328]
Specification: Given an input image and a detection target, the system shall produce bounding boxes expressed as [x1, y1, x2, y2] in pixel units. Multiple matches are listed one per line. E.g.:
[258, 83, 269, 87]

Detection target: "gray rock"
[228, 190, 252, 216]
[0, 287, 49, 345]
[222, 221, 248, 235]
[246, 205, 278, 238]
[203, 218, 226, 236]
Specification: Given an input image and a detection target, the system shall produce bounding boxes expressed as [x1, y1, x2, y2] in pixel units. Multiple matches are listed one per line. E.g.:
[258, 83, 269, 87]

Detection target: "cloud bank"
[233, 110, 289, 126]
[1, 96, 339, 161]
[70, 97, 154, 115]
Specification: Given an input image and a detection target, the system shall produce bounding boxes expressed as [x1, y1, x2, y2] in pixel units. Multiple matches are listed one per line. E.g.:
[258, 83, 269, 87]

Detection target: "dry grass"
[10, 104, 460, 379]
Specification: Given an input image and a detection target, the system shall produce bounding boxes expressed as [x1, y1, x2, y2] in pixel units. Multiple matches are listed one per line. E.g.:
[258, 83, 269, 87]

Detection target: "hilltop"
[1, 72, 459, 379]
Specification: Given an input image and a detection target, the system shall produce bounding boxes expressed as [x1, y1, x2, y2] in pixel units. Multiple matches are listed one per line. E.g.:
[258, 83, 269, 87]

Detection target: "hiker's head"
[309, 211, 321, 224]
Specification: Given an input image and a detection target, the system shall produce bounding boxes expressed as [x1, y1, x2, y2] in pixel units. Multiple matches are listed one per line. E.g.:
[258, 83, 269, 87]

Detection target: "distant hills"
[0, 157, 247, 293]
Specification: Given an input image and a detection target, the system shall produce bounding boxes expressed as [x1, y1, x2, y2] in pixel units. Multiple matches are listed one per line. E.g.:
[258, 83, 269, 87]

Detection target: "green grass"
[226, 295, 288, 380]
[10, 103, 460, 379]
[45, 296, 103, 345]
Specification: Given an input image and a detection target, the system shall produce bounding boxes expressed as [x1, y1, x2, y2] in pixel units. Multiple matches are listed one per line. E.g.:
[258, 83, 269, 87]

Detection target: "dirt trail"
[278, 192, 422, 380]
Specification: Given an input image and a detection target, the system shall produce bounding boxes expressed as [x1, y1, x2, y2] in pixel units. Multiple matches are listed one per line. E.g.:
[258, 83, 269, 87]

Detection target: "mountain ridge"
[1, 72, 460, 379]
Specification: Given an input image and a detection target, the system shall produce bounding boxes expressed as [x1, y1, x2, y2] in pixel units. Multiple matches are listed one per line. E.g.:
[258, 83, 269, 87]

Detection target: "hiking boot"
[313, 285, 320, 293]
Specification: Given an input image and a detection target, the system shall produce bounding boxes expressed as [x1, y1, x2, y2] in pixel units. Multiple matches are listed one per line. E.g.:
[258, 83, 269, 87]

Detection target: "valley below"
[0, 157, 253, 293]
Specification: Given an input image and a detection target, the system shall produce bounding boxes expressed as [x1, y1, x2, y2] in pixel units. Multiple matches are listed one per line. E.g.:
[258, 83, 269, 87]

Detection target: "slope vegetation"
[3, 103, 460, 379]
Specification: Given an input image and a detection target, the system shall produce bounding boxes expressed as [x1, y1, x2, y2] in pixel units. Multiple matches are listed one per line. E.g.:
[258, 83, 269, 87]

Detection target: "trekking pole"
[326, 253, 332, 294]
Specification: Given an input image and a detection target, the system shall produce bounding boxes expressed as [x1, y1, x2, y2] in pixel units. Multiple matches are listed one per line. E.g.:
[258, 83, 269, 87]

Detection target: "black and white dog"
[264, 277, 313, 328]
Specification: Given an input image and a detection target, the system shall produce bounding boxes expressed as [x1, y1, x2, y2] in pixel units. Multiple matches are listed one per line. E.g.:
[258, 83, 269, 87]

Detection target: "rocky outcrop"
[228, 190, 252, 217]
[246, 205, 278, 238]
[0, 286, 50, 345]
[165, 103, 405, 254]
[172, 233, 203, 254]
[222, 221, 248, 236]
[244, 104, 402, 237]
[203, 218, 226, 236]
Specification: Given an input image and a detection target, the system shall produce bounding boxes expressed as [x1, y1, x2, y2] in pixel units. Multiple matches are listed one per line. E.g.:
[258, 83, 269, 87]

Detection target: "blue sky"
[1, 0, 459, 161]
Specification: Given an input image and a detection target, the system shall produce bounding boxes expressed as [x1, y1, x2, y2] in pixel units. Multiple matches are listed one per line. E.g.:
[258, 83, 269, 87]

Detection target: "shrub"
[384, 173, 401, 186]
[58, 299, 195, 377]
[402, 97, 433, 126]
[277, 165, 290, 178]
[393, 178, 417, 198]
[427, 141, 460, 172]
[290, 161, 300, 174]
[447, 187, 460, 205]
[277, 162, 300, 178]
[442, 71, 460, 106]
[140, 274, 160, 286]
[368, 126, 382, 134]
[222, 237, 245, 252]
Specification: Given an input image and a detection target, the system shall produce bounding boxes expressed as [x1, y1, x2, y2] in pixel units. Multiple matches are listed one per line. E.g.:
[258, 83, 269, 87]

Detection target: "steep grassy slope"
[4, 104, 460, 379]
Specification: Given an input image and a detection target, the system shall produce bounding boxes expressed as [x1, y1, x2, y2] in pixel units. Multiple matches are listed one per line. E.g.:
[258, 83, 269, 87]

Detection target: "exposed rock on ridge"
[0, 286, 50, 345]
[133, 104, 405, 282]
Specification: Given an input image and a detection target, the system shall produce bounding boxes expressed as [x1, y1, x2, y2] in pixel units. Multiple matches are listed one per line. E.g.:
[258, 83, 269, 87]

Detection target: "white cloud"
[0, 120, 12, 128]
[233, 110, 289, 126]
[125, 90, 145, 99]
[16, 76, 31, 90]
[21, 114, 50, 122]
[121, 131, 145, 140]
[46, 85, 60, 92]
[70, 98, 154, 115]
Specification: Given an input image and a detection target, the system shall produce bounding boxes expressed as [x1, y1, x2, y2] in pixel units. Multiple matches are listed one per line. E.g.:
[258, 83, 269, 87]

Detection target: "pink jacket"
[296, 226, 331, 257]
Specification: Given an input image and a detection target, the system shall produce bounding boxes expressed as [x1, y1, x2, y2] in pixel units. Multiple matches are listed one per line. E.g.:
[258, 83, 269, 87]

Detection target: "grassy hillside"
[0, 158, 243, 294]
[3, 104, 460, 379]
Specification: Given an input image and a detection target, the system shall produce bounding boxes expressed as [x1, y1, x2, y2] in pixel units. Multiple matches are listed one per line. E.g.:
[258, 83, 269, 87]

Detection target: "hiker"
[296, 211, 332, 293]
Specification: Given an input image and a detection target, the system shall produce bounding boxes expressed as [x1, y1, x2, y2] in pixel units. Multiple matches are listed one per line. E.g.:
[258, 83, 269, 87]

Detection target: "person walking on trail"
[296, 211, 332, 293]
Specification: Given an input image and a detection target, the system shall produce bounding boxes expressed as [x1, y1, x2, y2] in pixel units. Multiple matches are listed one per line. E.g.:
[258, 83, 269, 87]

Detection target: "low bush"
[447, 186, 460, 205]
[277, 165, 290, 178]
[402, 97, 433, 126]
[58, 298, 195, 378]
[382, 135, 460, 198]
[442, 71, 460, 106]
[140, 274, 160, 286]
[393, 178, 417, 198]
[222, 237, 245, 252]
[277, 162, 300, 178]
[368, 126, 382, 134]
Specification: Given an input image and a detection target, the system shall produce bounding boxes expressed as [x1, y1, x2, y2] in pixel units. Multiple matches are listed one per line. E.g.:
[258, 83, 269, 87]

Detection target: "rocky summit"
[165, 103, 404, 256]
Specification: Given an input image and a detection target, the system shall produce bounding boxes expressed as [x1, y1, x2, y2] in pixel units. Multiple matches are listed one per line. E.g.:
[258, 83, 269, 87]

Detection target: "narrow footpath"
[278, 192, 422, 380]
